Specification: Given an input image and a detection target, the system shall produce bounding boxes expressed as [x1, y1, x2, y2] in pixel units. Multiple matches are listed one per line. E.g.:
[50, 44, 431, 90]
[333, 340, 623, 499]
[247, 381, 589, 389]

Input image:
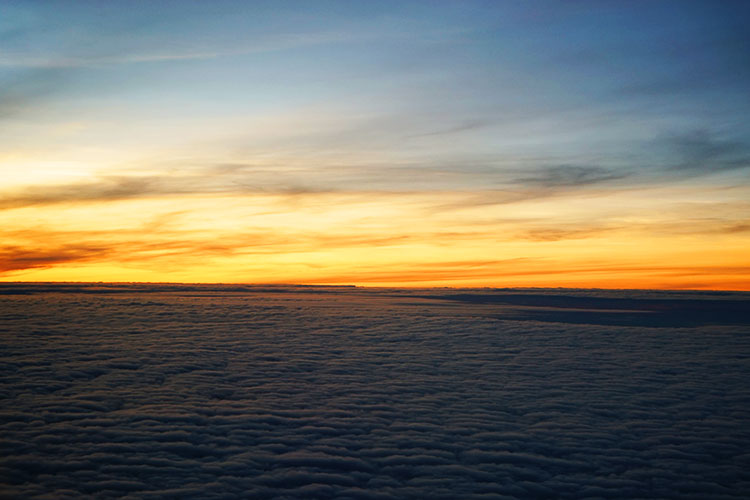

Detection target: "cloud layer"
[2, 284, 749, 498]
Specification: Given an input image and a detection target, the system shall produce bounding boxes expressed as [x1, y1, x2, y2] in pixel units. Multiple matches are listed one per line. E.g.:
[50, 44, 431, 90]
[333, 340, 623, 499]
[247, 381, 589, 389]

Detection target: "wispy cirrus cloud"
[0, 67, 68, 119]
[0, 223, 418, 276]
[0, 152, 740, 213]
[0, 177, 163, 209]
[0, 171, 342, 210]
[0, 31, 357, 69]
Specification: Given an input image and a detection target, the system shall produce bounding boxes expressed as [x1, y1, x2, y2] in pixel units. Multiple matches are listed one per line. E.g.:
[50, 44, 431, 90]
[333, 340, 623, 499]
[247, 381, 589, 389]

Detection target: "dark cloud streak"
[511, 165, 628, 188]
[0, 243, 110, 272]
[667, 130, 750, 174]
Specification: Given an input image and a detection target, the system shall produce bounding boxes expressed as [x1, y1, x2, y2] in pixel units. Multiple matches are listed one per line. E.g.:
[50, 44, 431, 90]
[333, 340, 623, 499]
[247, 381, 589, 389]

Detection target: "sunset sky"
[1, 0, 749, 289]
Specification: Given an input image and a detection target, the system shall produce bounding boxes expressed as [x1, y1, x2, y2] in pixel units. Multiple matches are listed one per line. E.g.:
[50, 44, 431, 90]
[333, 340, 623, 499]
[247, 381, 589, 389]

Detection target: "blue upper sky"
[2, 0, 748, 192]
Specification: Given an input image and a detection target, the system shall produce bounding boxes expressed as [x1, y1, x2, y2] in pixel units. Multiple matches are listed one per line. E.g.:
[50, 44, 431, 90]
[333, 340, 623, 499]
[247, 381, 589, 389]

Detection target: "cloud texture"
[1, 284, 749, 498]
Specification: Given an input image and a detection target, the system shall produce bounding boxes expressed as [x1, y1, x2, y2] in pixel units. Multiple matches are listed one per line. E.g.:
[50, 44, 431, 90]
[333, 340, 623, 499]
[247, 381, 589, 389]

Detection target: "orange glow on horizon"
[1, 188, 748, 291]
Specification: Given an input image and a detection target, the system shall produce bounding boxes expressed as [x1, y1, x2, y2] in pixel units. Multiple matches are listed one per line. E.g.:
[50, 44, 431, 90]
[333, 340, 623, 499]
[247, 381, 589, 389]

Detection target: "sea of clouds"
[1, 284, 749, 499]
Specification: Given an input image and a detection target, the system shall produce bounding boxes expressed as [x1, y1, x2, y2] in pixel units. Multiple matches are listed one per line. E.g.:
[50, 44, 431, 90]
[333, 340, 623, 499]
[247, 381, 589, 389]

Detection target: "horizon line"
[2, 280, 748, 294]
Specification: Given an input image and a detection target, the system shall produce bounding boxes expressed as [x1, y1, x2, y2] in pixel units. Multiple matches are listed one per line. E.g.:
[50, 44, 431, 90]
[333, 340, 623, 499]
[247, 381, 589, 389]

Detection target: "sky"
[1, 0, 749, 289]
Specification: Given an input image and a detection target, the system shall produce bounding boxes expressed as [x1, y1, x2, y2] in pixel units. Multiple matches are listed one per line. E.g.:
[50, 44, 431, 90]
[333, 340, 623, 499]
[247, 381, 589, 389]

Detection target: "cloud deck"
[1, 284, 749, 498]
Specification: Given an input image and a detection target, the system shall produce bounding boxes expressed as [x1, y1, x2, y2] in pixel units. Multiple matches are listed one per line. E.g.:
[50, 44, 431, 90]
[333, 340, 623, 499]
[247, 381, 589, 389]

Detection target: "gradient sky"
[1, 0, 749, 289]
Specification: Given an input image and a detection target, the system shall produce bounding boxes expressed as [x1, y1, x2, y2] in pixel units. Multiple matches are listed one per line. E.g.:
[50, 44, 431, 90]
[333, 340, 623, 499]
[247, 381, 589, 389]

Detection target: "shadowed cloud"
[666, 130, 750, 174]
[0, 177, 162, 208]
[517, 225, 615, 242]
[1, 284, 749, 497]
[0, 244, 111, 272]
[511, 165, 628, 188]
